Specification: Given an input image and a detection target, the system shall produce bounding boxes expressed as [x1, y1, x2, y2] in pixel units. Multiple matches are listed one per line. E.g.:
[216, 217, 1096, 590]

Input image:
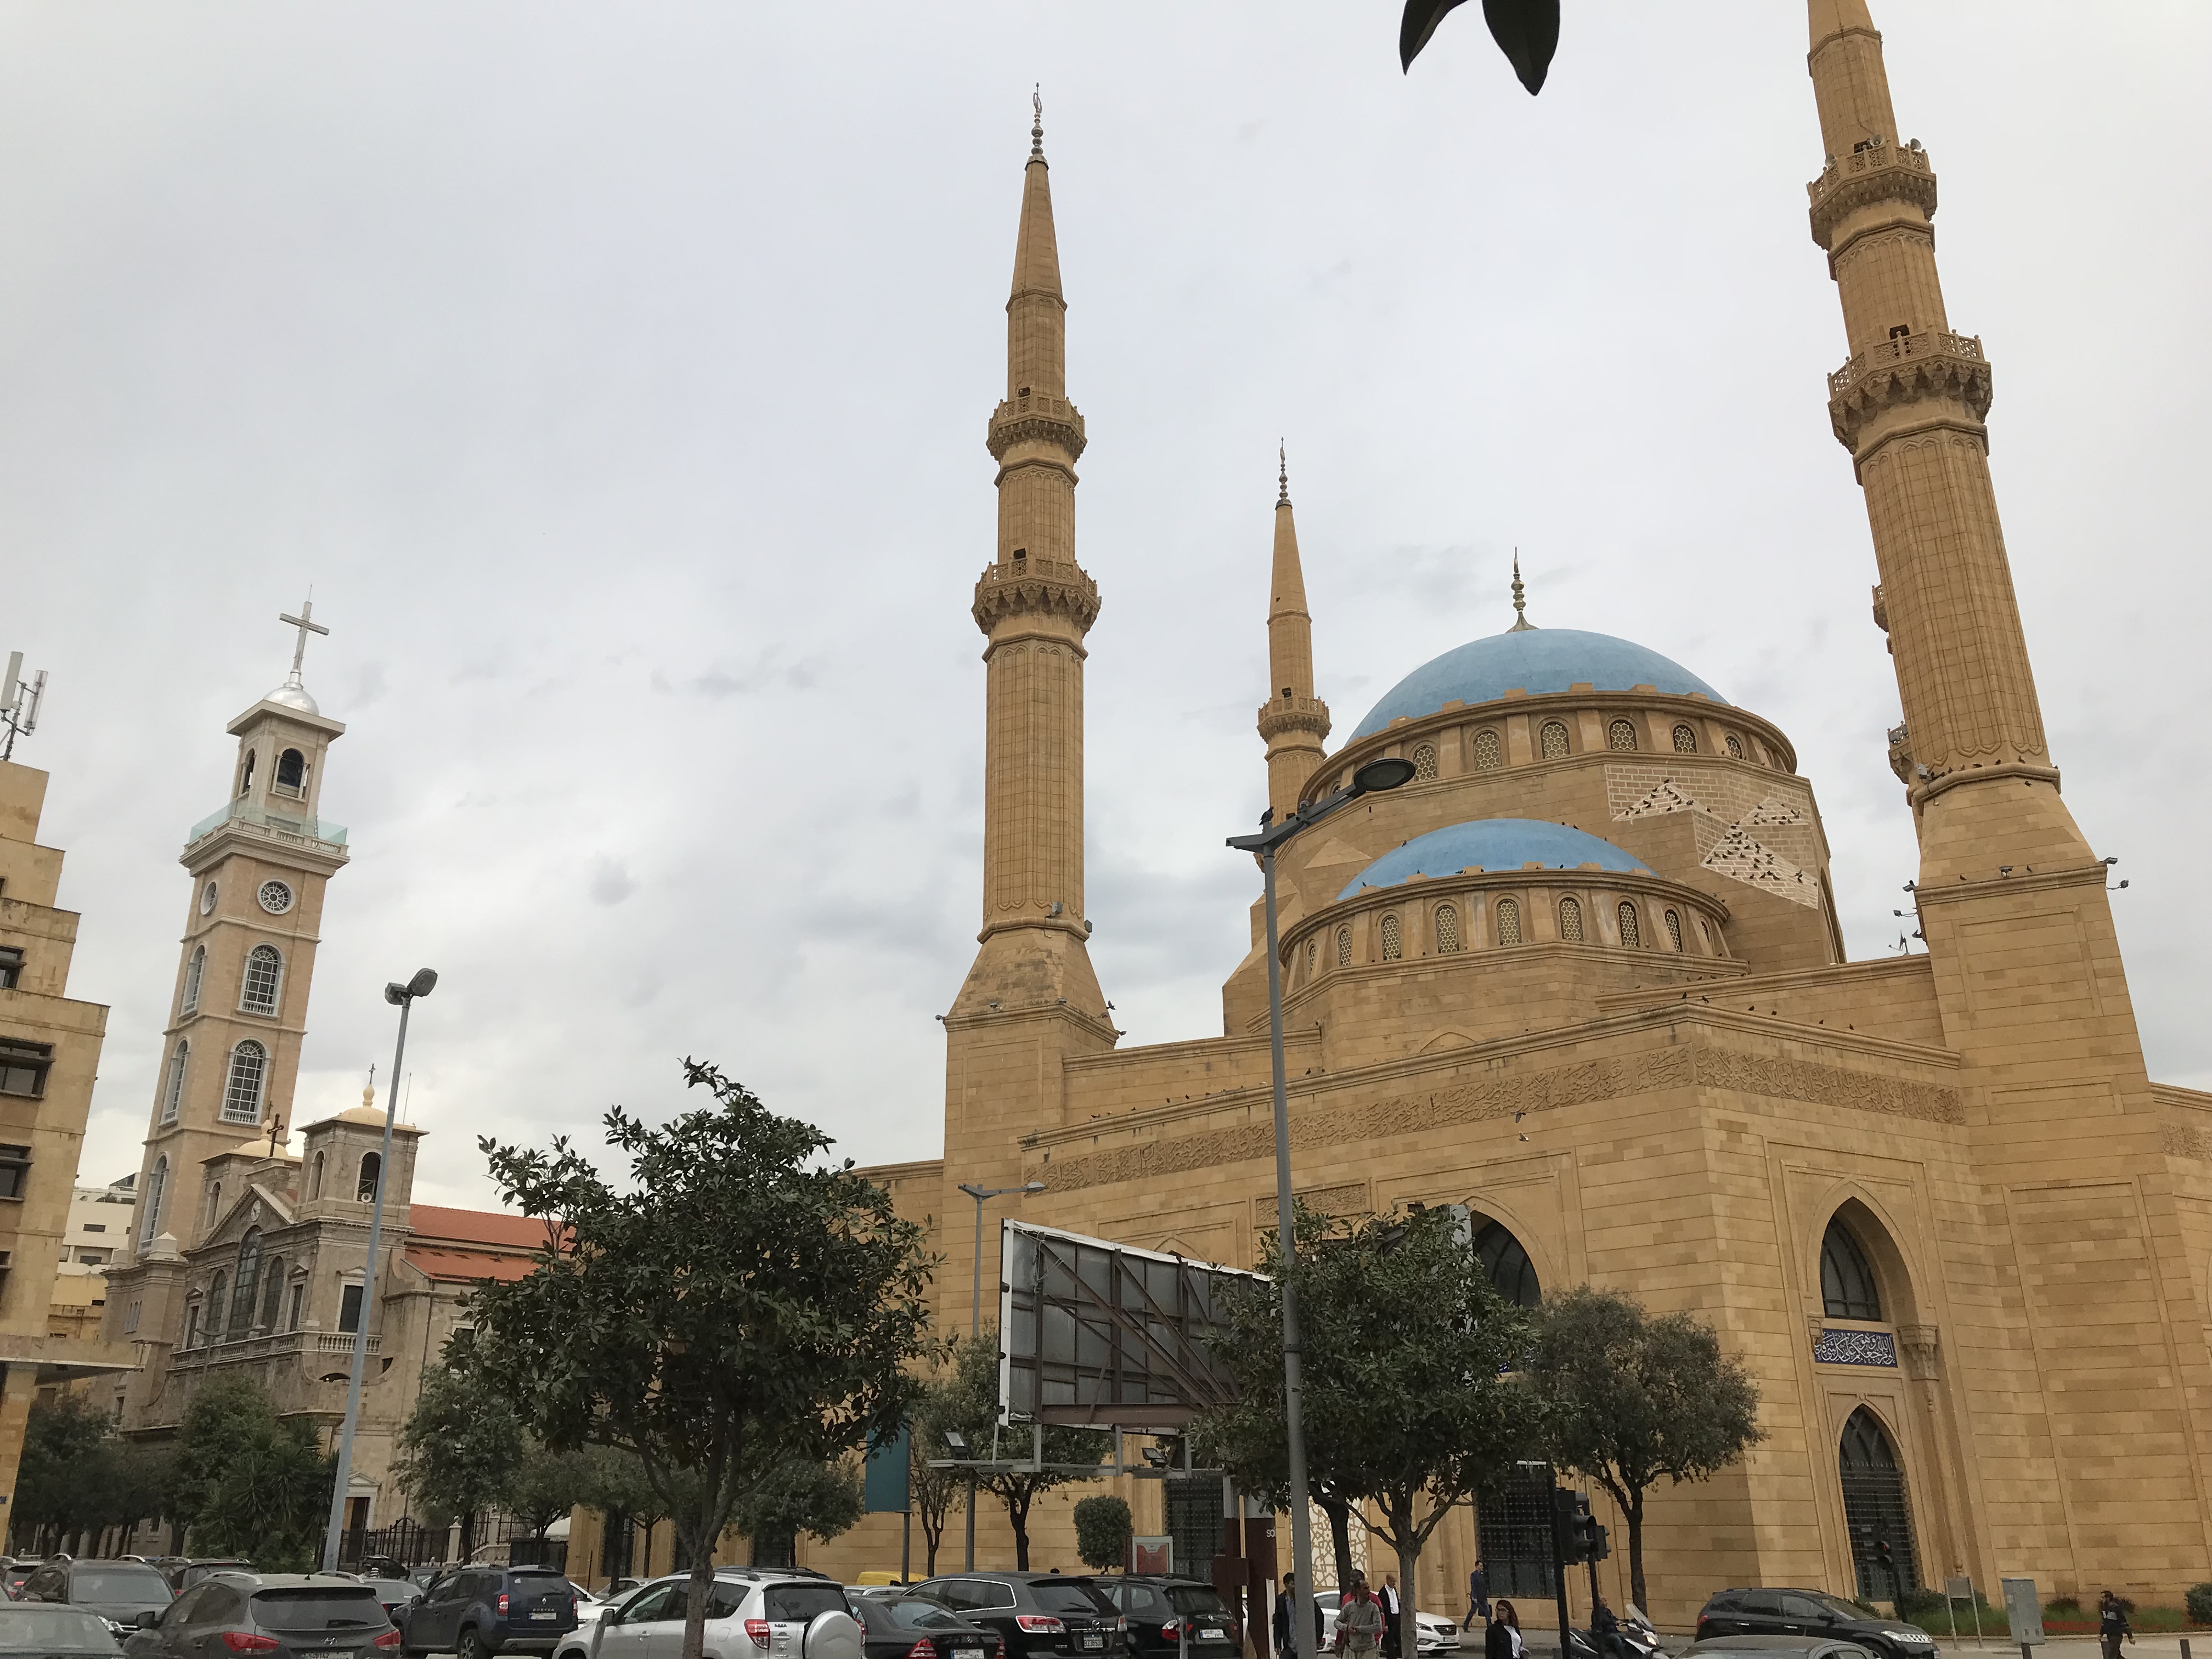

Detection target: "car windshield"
[0, 1607, 122, 1653]
[1801, 1596, 1870, 1621]
[1166, 1588, 1227, 1616]
[250, 1591, 389, 1632]
[1030, 1585, 1110, 1617]
[363, 1582, 416, 1599]
[71, 1569, 170, 1601]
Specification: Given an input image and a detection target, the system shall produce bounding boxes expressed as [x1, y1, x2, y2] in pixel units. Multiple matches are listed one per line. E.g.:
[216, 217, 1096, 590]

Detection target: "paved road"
[1458, 1635, 2208, 1659]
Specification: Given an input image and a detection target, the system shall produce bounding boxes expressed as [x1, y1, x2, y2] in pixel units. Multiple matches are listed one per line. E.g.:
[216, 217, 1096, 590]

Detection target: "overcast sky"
[9, 3, 2208, 1210]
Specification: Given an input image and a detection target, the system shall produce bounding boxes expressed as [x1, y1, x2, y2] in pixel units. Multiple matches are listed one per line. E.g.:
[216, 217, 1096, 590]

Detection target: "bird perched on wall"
[1401, 0, 1560, 92]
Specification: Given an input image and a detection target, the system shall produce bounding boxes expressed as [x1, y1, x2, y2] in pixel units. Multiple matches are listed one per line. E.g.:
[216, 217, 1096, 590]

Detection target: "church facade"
[827, 0, 2212, 1621]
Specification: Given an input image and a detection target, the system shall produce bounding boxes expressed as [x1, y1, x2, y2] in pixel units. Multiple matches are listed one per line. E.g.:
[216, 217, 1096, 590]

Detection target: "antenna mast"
[0, 652, 48, 763]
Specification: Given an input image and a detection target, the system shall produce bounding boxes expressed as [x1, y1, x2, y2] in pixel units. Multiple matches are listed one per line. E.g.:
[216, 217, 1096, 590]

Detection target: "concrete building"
[806, 1, 2212, 1620]
[46, 1176, 137, 1344]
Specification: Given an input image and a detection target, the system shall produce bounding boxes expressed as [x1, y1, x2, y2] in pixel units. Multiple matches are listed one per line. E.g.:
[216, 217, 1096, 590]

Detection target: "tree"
[733, 1456, 865, 1567]
[1525, 1286, 1762, 1611]
[466, 1060, 936, 1659]
[393, 1363, 526, 1557]
[1073, 1495, 1132, 1574]
[171, 1376, 334, 1569]
[509, 1443, 599, 1543]
[1194, 1205, 1540, 1659]
[10, 1395, 114, 1551]
[907, 1374, 964, 1576]
[939, 1329, 1101, 1569]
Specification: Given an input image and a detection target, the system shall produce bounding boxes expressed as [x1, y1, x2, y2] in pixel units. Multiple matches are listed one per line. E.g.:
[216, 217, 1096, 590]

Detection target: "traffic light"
[1874, 1538, 1893, 1567]
[1582, 1517, 1611, 1564]
[1551, 1489, 1610, 1565]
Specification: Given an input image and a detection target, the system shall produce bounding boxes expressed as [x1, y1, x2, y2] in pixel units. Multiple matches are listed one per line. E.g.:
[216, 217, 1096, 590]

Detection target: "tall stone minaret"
[1256, 450, 1329, 820]
[1808, 1, 2212, 1590]
[942, 100, 1116, 1334]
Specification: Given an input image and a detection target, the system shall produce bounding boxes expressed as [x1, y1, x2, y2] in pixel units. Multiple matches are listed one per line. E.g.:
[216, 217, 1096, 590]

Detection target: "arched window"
[274, 748, 308, 797]
[259, 1256, 286, 1330]
[310, 1150, 325, 1200]
[1617, 902, 1640, 948]
[1839, 1408, 1921, 1598]
[1436, 905, 1460, 954]
[206, 1180, 222, 1229]
[1336, 928, 1351, 968]
[182, 945, 205, 1015]
[1471, 730, 1503, 771]
[222, 1042, 267, 1125]
[1607, 719, 1637, 752]
[1539, 721, 1570, 760]
[1496, 898, 1522, 946]
[1379, 914, 1402, 962]
[1472, 1221, 1541, 1308]
[237, 749, 256, 797]
[1672, 723, 1698, 753]
[1411, 743, 1438, 781]
[1724, 732, 1745, 759]
[357, 1152, 382, 1203]
[230, 1229, 263, 1334]
[183, 1296, 202, 1349]
[1820, 1218, 1883, 1321]
[1558, 897, 1583, 942]
[160, 1041, 188, 1126]
[286, 1279, 305, 1331]
[206, 1271, 228, 1342]
[140, 1157, 168, 1247]
[240, 945, 283, 1016]
[1663, 910, 1684, 952]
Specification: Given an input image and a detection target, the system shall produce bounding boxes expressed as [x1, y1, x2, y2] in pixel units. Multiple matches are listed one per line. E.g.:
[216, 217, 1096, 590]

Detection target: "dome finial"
[1278, 439, 1290, 506]
[1031, 84, 1044, 160]
[1509, 550, 1536, 631]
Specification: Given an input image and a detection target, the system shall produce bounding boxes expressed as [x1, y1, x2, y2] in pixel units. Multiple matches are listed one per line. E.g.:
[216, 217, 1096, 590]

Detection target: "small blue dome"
[1351, 628, 1725, 739]
[1337, 818, 1649, 901]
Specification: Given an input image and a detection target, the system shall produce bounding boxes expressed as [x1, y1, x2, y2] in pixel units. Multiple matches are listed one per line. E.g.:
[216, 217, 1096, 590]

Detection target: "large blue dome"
[1351, 628, 1726, 739]
[1338, 819, 1650, 901]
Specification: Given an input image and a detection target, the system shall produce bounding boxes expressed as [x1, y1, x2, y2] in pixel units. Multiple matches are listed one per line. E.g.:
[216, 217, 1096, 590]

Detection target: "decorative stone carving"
[1813, 1327, 1899, 1367]
[1807, 142, 1938, 249]
[973, 556, 1101, 634]
[986, 394, 1087, 463]
[1257, 695, 1333, 743]
[1828, 333, 1994, 453]
[1895, 1323, 1942, 1380]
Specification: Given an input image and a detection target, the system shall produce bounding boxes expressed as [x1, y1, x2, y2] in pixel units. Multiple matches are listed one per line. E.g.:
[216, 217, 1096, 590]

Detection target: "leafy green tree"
[11, 1395, 111, 1551]
[171, 1376, 333, 1568]
[733, 1456, 865, 1567]
[1525, 1286, 1763, 1610]
[1073, 1494, 1132, 1573]
[466, 1061, 936, 1659]
[907, 1373, 965, 1576]
[939, 1330, 1101, 1569]
[393, 1363, 526, 1558]
[1194, 1206, 1539, 1659]
[509, 1443, 598, 1543]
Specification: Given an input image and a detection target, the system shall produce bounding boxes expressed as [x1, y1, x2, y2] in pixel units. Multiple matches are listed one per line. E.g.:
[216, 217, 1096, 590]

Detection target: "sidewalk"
[1454, 1634, 2210, 1659]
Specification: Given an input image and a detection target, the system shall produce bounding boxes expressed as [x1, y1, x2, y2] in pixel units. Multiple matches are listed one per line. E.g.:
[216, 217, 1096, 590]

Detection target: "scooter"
[1563, 1607, 1665, 1659]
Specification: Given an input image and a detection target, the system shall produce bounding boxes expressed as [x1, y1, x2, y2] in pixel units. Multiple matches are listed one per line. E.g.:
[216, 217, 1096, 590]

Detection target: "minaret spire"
[1257, 444, 1330, 820]
[1508, 552, 1534, 631]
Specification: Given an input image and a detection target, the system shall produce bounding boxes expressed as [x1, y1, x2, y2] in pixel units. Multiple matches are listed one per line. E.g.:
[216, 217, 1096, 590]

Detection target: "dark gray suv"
[399, 1566, 576, 1659]
[20, 1560, 174, 1630]
[121, 1572, 396, 1659]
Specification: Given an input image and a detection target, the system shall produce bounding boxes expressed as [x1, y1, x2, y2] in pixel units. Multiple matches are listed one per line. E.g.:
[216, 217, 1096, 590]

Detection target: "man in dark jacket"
[1591, 1595, 1623, 1659]
[2098, 1593, 2133, 1659]
[1467, 1564, 1490, 1630]
[1277, 1573, 1324, 1659]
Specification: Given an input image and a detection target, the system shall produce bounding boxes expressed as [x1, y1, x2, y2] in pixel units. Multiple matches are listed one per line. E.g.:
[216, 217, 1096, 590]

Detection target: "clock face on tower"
[258, 879, 295, 915]
[200, 881, 219, 915]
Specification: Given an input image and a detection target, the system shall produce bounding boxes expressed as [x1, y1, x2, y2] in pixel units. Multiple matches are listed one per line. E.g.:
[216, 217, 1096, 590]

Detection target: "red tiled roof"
[408, 1203, 552, 1252]
[405, 1244, 543, 1284]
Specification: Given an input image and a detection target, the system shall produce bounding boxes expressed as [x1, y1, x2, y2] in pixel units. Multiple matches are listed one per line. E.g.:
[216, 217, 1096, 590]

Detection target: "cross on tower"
[279, 598, 329, 679]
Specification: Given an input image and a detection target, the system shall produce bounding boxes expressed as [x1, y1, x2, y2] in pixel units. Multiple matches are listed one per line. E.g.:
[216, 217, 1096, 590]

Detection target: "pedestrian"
[1468, 1562, 1490, 1630]
[1591, 1594, 1623, 1659]
[1337, 1576, 1385, 1659]
[1485, 1601, 1522, 1659]
[1378, 1575, 1403, 1659]
[1278, 1573, 1324, 1659]
[2098, 1592, 2133, 1659]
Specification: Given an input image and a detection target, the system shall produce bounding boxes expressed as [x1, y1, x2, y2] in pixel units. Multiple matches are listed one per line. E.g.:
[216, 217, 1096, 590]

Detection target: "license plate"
[532, 1612, 560, 1621]
[1200, 1634, 1230, 1643]
[1082, 1639, 1104, 1651]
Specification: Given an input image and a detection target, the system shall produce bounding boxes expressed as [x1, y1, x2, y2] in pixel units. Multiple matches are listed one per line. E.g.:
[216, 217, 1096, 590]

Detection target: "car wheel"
[460, 1629, 493, 1659]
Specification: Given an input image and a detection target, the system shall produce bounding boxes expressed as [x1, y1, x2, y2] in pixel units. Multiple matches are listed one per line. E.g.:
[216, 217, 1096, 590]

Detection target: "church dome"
[1350, 628, 1725, 740]
[1337, 817, 1650, 900]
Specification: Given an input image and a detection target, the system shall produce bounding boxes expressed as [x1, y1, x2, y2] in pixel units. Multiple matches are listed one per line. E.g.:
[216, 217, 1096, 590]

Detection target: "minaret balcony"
[986, 393, 1087, 463]
[1807, 139, 1937, 247]
[973, 554, 1101, 635]
[185, 798, 351, 862]
[1257, 695, 1331, 743]
[1827, 331, 1992, 452]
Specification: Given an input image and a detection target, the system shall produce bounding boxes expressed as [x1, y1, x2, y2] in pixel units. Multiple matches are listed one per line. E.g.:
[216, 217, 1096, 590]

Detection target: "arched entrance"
[1469, 1218, 1548, 1594]
[1838, 1406, 1921, 1600]
[1473, 1219, 1541, 1308]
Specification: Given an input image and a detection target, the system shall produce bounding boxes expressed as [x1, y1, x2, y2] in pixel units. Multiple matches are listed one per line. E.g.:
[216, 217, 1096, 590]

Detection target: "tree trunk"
[1624, 1492, 1646, 1614]
[1383, 1496, 1424, 1659]
[1321, 1497, 1354, 1592]
[681, 1557, 714, 1659]
[1009, 1487, 1034, 1570]
[459, 1511, 477, 1561]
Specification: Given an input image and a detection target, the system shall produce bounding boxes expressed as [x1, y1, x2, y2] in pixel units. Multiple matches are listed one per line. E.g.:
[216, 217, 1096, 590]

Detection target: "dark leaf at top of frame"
[1401, 0, 1560, 95]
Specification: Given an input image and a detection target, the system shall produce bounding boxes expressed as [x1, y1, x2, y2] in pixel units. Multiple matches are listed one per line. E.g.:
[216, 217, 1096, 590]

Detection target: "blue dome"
[1337, 819, 1649, 901]
[1351, 628, 1725, 739]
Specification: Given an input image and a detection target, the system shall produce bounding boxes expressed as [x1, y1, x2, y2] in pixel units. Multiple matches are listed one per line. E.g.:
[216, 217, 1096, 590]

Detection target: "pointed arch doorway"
[1838, 1406, 1921, 1600]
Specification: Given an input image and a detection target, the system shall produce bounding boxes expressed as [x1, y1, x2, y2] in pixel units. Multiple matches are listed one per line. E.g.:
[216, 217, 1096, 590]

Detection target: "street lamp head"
[1352, 756, 1418, 795]
[386, 968, 439, 1005]
[1023, 1181, 1047, 1194]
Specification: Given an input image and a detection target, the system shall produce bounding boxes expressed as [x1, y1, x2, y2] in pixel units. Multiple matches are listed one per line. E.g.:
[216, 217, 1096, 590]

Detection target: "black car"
[122, 1572, 397, 1659]
[850, 1596, 1003, 1659]
[1695, 1590, 1937, 1659]
[0, 1604, 123, 1657]
[19, 1560, 174, 1629]
[910, 1577, 1122, 1659]
[1684, 1637, 1880, 1659]
[399, 1565, 577, 1659]
[1097, 1581, 1238, 1659]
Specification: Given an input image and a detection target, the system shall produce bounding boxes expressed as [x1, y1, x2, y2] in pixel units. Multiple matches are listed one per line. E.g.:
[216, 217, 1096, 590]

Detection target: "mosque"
[837, 0, 2212, 1623]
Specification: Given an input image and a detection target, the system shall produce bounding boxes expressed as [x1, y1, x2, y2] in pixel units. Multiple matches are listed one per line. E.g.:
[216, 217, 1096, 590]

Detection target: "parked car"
[0, 1603, 123, 1655]
[1097, 1579, 1237, 1658]
[1684, 1637, 1880, 1659]
[909, 1576, 1124, 1659]
[0, 1562, 40, 1600]
[358, 1581, 424, 1624]
[552, 1569, 860, 1659]
[1312, 1594, 1456, 1658]
[399, 1566, 578, 1659]
[849, 1594, 1003, 1659]
[18, 1560, 173, 1630]
[165, 1563, 256, 1596]
[1694, 1592, 1937, 1659]
[121, 1572, 397, 1659]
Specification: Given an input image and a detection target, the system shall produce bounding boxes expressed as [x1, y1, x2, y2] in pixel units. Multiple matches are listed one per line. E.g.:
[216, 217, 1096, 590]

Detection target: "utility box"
[2001, 1579, 2044, 1646]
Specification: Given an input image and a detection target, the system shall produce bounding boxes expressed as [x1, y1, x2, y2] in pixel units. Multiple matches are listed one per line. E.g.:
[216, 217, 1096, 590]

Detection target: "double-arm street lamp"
[320, 967, 438, 1575]
[1226, 756, 1417, 1622]
[956, 1179, 1045, 1569]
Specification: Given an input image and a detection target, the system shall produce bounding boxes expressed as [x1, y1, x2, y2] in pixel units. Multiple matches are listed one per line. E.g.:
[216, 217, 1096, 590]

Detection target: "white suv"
[555, 1572, 860, 1659]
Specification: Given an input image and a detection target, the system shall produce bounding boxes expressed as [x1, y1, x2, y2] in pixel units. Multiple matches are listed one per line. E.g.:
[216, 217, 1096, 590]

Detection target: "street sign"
[2001, 1578, 2043, 1646]
[863, 1424, 910, 1514]
[998, 1220, 1259, 1429]
[1133, 1537, 1173, 1574]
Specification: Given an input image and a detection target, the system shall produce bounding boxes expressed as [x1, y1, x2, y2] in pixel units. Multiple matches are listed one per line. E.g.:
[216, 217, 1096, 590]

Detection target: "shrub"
[1896, 1589, 1944, 1622]
[2046, 1598, 2082, 1618]
[2186, 1586, 2212, 1627]
[1074, 1494, 1134, 1573]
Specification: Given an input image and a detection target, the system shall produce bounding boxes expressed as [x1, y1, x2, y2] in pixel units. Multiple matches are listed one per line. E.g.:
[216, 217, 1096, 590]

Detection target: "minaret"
[943, 99, 1115, 1331]
[1256, 448, 1330, 820]
[1808, 0, 2084, 877]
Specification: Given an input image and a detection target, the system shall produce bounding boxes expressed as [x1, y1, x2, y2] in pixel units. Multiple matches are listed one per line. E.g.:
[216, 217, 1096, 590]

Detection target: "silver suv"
[555, 1572, 860, 1659]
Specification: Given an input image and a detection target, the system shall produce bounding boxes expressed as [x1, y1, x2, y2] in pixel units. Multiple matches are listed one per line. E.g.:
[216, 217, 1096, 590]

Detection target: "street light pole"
[1227, 757, 1416, 1624]
[320, 967, 437, 1575]
[956, 1179, 1045, 1571]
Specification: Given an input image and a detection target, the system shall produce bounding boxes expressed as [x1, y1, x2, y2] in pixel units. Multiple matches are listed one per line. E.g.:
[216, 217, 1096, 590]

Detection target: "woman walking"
[1486, 1601, 1523, 1659]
